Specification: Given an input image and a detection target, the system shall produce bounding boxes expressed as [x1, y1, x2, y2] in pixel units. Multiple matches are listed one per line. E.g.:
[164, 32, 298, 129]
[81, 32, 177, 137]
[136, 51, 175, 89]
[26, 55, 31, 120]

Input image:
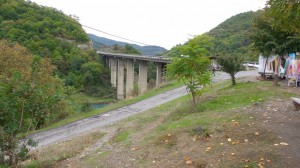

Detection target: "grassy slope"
[23, 79, 298, 167]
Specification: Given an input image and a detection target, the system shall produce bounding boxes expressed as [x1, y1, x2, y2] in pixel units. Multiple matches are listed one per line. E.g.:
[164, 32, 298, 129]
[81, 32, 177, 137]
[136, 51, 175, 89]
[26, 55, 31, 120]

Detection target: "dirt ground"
[51, 77, 300, 168]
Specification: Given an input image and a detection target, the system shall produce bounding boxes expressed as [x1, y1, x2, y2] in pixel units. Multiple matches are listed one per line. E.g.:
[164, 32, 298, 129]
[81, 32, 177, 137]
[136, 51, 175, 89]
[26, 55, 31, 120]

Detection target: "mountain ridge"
[88, 34, 167, 56]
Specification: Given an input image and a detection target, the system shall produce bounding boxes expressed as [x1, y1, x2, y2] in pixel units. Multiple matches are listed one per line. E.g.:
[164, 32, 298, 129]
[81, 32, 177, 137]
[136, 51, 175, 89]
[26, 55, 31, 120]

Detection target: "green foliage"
[99, 43, 142, 55]
[0, 40, 68, 166]
[251, 10, 300, 56]
[216, 54, 244, 85]
[124, 44, 141, 54]
[266, 0, 300, 36]
[207, 11, 258, 61]
[80, 61, 114, 96]
[167, 35, 212, 109]
[114, 130, 130, 142]
[163, 44, 183, 57]
[0, 0, 112, 96]
[165, 12, 259, 61]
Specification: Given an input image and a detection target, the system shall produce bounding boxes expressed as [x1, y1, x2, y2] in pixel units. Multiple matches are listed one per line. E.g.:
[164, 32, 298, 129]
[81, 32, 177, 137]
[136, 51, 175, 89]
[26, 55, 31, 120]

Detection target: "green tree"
[0, 40, 68, 166]
[251, 10, 300, 84]
[266, 0, 300, 36]
[124, 44, 141, 55]
[216, 54, 244, 85]
[167, 35, 212, 109]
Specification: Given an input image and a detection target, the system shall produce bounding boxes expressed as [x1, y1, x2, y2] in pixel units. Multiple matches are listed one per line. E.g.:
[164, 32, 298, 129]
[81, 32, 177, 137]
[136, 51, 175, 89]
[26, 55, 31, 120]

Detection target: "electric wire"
[19, 0, 152, 46]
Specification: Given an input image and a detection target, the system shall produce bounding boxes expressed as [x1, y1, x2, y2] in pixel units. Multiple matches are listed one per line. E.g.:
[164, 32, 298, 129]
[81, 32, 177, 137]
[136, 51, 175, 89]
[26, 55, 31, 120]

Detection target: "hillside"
[165, 11, 259, 60]
[0, 0, 112, 96]
[207, 11, 258, 60]
[88, 34, 167, 56]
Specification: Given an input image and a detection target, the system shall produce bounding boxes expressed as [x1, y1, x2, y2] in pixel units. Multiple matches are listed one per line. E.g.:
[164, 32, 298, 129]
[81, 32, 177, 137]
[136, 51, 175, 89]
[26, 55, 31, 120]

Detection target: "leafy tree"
[0, 40, 68, 166]
[124, 44, 141, 55]
[163, 44, 182, 57]
[251, 10, 300, 84]
[167, 35, 212, 109]
[81, 61, 104, 86]
[216, 54, 244, 85]
[266, 0, 300, 36]
[108, 44, 141, 55]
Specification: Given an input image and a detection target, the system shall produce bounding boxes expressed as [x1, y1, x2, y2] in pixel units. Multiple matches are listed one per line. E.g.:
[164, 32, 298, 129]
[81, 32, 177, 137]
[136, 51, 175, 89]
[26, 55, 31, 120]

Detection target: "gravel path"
[28, 70, 258, 148]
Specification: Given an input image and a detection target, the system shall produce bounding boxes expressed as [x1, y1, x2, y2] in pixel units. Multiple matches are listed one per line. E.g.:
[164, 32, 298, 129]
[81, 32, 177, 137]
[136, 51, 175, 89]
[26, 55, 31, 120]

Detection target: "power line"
[20, 0, 152, 47]
[82, 24, 151, 46]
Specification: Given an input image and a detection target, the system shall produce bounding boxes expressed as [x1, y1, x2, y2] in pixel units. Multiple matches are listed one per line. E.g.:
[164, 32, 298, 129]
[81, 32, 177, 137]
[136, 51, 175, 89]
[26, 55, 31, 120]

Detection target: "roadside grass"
[28, 80, 183, 134]
[155, 81, 285, 133]
[113, 130, 130, 143]
[22, 79, 299, 167]
[21, 131, 105, 168]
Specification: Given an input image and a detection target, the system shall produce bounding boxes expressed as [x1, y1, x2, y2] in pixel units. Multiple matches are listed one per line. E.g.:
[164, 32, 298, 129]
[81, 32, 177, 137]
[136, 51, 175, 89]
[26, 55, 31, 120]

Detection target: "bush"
[0, 40, 68, 166]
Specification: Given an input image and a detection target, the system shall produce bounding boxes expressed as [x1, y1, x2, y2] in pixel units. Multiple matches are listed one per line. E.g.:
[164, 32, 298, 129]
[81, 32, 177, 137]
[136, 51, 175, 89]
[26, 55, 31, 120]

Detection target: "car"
[247, 62, 258, 68]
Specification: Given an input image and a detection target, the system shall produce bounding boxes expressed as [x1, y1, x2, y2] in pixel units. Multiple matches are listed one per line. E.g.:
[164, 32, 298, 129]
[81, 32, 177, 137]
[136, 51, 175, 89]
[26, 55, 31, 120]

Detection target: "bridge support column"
[138, 61, 148, 95]
[126, 60, 134, 99]
[117, 59, 125, 99]
[110, 57, 117, 87]
[156, 62, 163, 86]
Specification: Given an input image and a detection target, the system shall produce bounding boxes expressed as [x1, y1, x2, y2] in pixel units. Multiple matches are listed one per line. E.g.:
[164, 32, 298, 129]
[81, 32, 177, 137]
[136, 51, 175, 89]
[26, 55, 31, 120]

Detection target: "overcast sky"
[30, 0, 267, 49]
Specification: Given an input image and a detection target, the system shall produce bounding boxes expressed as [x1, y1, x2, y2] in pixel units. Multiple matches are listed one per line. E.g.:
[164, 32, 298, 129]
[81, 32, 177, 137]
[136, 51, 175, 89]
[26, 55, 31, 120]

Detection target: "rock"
[192, 126, 203, 135]
[186, 159, 193, 165]
[280, 142, 289, 146]
[102, 114, 110, 117]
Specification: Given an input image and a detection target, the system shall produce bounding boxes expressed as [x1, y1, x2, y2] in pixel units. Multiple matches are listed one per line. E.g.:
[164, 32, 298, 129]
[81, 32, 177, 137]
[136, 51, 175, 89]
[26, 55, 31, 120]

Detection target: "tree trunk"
[273, 57, 280, 86]
[273, 74, 279, 86]
[6, 134, 18, 167]
[263, 56, 269, 79]
[230, 73, 236, 85]
[0, 147, 4, 166]
[191, 91, 197, 112]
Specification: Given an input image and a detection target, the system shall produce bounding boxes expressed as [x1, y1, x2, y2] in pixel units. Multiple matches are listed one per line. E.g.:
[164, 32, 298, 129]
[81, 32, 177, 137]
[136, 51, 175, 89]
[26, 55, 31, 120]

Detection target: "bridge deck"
[97, 51, 172, 63]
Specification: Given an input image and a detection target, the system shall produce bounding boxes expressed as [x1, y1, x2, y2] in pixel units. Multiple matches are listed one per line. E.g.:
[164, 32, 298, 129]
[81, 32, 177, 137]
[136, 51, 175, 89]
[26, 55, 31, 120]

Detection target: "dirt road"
[28, 70, 258, 148]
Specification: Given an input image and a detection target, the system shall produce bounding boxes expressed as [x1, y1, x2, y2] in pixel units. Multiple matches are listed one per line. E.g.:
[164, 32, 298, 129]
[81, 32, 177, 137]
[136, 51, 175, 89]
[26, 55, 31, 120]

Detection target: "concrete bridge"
[97, 51, 172, 99]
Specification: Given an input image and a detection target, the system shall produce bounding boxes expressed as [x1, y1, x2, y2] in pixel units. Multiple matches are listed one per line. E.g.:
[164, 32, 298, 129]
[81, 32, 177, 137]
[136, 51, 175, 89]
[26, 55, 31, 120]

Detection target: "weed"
[240, 161, 259, 168]
[113, 130, 130, 143]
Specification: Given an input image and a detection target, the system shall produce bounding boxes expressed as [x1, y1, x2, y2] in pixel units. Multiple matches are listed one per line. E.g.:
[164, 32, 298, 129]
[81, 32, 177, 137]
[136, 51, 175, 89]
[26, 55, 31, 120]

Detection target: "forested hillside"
[165, 11, 258, 61]
[207, 11, 258, 60]
[88, 34, 167, 56]
[0, 0, 112, 96]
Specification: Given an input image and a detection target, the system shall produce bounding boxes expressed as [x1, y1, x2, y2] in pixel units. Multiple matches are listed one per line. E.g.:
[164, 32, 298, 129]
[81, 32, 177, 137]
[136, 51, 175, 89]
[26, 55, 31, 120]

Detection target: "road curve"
[28, 70, 258, 148]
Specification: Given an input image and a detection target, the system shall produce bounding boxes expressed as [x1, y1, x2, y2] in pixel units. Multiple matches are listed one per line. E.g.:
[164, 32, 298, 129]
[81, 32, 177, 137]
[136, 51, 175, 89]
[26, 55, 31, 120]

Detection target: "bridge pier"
[110, 57, 117, 88]
[117, 58, 125, 99]
[100, 52, 171, 100]
[156, 62, 163, 86]
[138, 61, 148, 95]
[126, 60, 134, 99]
